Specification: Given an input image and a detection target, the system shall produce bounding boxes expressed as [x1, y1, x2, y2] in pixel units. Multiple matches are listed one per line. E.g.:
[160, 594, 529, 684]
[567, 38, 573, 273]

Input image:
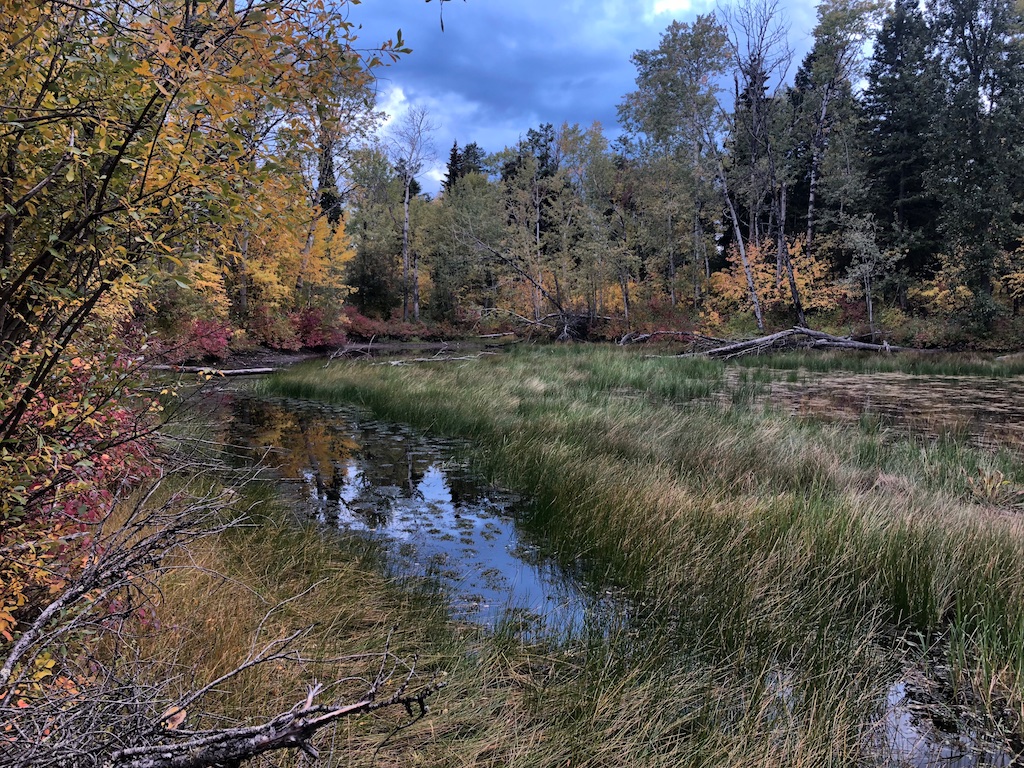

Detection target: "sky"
[348, 0, 819, 193]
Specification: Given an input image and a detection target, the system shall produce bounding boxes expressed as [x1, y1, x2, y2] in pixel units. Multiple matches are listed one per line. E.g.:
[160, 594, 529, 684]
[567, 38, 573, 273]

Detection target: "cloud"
[348, 0, 817, 194]
[652, 0, 693, 15]
[378, 86, 409, 129]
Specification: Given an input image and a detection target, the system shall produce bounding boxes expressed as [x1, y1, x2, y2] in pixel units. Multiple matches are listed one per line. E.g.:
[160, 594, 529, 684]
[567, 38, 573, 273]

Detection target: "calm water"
[212, 389, 617, 635]
[881, 681, 1014, 768]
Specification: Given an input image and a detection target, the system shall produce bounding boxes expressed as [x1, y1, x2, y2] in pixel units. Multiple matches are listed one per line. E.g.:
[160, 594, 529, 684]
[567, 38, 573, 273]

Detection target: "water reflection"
[882, 681, 1014, 767]
[217, 391, 611, 633]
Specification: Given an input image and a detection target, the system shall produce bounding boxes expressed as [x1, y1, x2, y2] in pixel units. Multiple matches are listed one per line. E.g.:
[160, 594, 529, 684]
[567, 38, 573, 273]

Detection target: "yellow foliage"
[185, 258, 231, 319]
[708, 239, 842, 316]
[94, 274, 146, 328]
[908, 277, 975, 315]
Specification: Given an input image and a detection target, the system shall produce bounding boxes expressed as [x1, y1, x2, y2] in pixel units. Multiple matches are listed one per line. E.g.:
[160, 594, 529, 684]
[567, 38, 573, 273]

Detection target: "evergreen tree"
[441, 141, 464, 195]
[861, 0, 940, 278]
[461, 142, 486, 175]
[927, 0, 1024, 323]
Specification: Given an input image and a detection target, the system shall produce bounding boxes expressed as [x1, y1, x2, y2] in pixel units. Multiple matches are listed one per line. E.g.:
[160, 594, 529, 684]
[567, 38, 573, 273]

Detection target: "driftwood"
[374, 352, 498, 366]
[618, 330, 730, 347]
[149, 365, 277, 376]
[693, 326, 927, 359]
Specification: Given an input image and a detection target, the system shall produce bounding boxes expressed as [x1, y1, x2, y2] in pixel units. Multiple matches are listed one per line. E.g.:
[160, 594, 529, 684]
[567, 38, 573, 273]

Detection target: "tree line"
[345, 0, 1024, 345]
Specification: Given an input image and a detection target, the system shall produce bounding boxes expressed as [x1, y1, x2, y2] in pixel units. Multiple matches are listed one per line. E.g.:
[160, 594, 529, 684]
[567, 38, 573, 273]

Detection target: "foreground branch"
[109, 669, 444, 768]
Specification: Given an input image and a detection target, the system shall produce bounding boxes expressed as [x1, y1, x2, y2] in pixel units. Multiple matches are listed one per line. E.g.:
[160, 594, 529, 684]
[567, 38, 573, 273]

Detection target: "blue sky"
[349, 0, 819, 193]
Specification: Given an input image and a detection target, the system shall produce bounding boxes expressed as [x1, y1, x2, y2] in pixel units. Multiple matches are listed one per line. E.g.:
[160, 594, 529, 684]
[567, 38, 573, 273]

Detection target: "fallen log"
[374, 352, 498, 366]
[690, 326, 933, 359]
[701, 329, 799, 358]
[618, 330, 694, 345]
[149, 365, 277, 376]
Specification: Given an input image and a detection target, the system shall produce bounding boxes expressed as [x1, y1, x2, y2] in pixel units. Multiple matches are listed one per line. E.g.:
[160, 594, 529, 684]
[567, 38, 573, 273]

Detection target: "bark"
[805, 87, 832, 259]
[776, 185, 806, 326]
[413, 248, 420, 322]
[668, 212, 676, 307]
[147, 365, 277, 375]
[401, 177, 411, 322]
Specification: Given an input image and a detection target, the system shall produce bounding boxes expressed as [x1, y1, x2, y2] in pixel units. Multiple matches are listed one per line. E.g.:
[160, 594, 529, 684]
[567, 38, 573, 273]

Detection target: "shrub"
[288, 306, 347, 349]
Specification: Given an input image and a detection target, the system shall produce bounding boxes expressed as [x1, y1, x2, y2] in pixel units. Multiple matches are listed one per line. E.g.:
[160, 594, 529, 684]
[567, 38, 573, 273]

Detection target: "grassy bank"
[256, 344, 1024, 762]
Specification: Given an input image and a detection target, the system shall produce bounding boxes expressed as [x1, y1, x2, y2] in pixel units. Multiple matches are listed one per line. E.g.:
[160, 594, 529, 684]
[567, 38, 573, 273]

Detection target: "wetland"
[194, 345, 1024, 766]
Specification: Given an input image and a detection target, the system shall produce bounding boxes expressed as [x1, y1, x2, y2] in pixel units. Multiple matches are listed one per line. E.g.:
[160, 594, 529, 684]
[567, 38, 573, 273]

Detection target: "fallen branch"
[148, 365, 277, 376]
[619, 330, 696, 345]
[108, 666, 445, 768]
[683, 326, 932, 359]
[375, 352, 497, 366]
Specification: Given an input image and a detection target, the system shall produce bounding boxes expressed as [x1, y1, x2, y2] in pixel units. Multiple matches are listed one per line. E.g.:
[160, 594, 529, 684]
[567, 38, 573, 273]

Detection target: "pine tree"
[861, 0, 940, 277]
[441, 141, 464, 195]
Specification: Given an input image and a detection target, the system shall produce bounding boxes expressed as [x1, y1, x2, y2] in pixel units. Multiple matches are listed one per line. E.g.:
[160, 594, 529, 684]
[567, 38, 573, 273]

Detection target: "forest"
[337, 0, 1024, 349]
[52, 0, 1022, 356]
[3, 0, 1024, 766]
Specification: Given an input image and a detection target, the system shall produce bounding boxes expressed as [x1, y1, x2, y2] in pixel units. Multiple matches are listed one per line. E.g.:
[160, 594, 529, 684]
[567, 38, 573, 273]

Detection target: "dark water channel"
[211, 389, 617, 635]
[202, 383, 1016, 767]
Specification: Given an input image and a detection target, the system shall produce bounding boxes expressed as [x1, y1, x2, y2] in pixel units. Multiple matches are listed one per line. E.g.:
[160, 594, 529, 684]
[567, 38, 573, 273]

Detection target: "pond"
[208, 388, 620, 636]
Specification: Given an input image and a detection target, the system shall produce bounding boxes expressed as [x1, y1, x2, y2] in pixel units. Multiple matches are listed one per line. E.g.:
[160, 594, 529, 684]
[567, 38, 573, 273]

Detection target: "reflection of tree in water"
[226, 397, 495, 529]
[445, 472, 488, 507]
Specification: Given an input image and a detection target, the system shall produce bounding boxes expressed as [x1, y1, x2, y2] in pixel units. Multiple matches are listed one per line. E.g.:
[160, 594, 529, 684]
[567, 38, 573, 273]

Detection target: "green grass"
[251, 344, 1024, 764]
[735, 348, 1024, 377]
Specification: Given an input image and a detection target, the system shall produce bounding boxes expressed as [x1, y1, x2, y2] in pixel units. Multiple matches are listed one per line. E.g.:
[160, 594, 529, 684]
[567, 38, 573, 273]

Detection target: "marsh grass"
[735, 349, 1024, 378]
[249, 345, 1024, 762]
[135, 480, 455, 760]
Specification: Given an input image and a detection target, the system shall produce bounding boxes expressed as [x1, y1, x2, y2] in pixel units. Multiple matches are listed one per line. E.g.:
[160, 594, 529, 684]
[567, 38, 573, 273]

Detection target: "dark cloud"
[349, 1, 816, 192]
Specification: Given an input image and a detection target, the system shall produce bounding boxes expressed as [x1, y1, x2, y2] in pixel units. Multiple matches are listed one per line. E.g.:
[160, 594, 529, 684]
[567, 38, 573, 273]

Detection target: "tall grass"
[735, 348, 1024, 377]
[256, 344, 1024, 763]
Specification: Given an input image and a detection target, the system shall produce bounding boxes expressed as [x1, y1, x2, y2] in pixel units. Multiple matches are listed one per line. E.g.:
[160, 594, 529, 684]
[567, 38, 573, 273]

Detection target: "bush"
[288, 306, 347, 349]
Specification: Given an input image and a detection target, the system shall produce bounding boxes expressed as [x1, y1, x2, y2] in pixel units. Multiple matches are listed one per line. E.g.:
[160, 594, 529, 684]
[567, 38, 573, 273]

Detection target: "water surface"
[214, 390, 614, 635]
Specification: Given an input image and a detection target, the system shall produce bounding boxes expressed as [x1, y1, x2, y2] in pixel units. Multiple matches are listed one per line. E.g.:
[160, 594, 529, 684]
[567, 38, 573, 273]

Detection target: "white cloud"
[652, 0, 692, 14]
[379, 86, 409, 128]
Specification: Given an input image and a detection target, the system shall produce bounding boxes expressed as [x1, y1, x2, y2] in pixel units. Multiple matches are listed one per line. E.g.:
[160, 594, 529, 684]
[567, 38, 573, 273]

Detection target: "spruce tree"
[461, 142, 486, 175]
[861, 0, 940, 277]
[442, 141, 464, 195]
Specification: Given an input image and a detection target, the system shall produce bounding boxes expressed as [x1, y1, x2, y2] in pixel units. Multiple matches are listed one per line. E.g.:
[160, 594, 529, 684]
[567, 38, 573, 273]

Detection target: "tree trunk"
[720, 166, 764, 332]
[776, 185, 805, 326]
[232, 229, 250, 320]
[412, 249, 420, 321]
[864, 273, 875, 340]
[806, 89, 831, 259]
[402, 178, 411, 322]
[668, 212, 676, 307]
[620, 274, 631, 328]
